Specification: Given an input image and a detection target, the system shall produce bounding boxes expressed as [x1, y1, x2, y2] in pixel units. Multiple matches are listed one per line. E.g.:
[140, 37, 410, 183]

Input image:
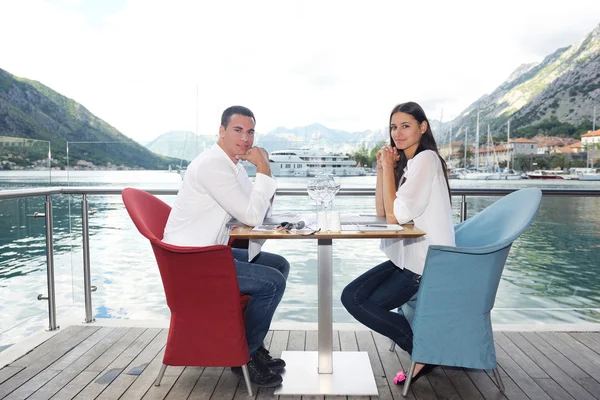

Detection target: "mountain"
[0, 68, 178, 169]
[145, 131, 217, 163]
[259, 123, 376, 153]
[445, 22, 600, 141]
[146, 123, 390, 160]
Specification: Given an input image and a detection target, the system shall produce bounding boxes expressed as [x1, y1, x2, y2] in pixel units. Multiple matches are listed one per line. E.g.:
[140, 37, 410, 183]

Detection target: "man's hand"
[238, 147, 271, 175]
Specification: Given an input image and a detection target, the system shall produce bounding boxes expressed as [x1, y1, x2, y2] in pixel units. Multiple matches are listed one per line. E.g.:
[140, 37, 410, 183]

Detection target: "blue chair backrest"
[454, 188, 542, 250]
[401, 188, 543, 324]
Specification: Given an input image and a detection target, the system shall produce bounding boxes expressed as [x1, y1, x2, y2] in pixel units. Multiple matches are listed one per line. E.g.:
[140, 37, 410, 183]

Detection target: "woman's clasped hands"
[378, 145, 400, 169]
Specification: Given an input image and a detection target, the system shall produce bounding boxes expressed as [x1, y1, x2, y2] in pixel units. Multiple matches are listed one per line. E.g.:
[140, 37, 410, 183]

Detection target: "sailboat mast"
[195, 84, 199, 157]
[507, 119, 511, 170]
[439, 109, 444, 157]
[475, 111, 480, 170]
[464, 127, 468, 168]
[179, 133, 188, 170]
[592, 106, 596, 168]
[448, 118, 453, 166]
[486, 124, 490, 169]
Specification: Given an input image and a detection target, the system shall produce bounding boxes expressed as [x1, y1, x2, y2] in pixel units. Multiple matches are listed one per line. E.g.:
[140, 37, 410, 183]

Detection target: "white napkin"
[248, 239, 266, 261]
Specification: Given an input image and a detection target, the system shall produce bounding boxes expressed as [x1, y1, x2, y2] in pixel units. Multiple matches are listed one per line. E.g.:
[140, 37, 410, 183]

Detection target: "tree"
[517, 155, 532, 171]
[536, 157, 551, 170]
[351, 141, 387, 169]
[456, 144, 473, 168]
[368, 141, 387, 168]
[351, 144, 369, 168]
[513, 116, 590, 139]
[551, 155, 570, 169]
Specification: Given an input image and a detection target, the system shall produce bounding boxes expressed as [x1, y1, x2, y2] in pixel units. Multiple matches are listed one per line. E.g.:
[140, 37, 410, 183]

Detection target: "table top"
[229, 224, 426, 240]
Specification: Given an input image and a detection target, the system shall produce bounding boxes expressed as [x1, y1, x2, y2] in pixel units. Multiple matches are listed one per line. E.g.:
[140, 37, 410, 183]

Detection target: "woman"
[341, 101, 454, 385]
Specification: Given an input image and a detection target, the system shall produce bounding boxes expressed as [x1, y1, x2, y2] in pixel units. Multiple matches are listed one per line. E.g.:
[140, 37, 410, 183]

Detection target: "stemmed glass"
[320, 174, 341, 211]
[308, 173, 341, 213]
[307, 177, 323, 213]
[329, 175, 341, 204]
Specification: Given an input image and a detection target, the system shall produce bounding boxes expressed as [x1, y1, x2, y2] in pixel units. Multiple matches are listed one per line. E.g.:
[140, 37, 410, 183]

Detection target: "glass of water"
[307, 178, 322, 213]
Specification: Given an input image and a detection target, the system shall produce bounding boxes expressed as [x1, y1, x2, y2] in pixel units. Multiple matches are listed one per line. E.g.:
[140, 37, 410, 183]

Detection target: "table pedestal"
[274, 351, 378, 395]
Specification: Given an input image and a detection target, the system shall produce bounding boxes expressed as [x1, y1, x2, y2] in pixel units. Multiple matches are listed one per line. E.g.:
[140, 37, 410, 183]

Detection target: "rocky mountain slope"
[446, 22, 600, 141]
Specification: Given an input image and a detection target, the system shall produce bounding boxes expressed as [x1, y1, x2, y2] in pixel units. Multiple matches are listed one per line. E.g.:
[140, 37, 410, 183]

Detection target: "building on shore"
[582, 129, 600, 165]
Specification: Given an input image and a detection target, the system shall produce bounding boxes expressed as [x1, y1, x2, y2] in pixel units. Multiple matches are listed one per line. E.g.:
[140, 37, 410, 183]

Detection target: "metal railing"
[1, 186, 599, 331]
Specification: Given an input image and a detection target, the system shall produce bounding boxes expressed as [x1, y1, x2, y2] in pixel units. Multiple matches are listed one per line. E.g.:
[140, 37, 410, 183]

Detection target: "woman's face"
[390, 112, 426, 159]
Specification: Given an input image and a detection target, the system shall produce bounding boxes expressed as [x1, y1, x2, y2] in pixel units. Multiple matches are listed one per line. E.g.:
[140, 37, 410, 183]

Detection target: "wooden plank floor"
[1, 327, 600, 399]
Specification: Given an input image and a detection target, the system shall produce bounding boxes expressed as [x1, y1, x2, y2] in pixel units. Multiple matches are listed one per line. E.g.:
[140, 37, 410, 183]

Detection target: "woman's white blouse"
[380, 150, 455, 275]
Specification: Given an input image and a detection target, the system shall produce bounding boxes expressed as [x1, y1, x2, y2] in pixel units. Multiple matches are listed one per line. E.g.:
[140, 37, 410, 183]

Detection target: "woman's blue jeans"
[232, 249, 289, 357]
[341, 260, 420, 355]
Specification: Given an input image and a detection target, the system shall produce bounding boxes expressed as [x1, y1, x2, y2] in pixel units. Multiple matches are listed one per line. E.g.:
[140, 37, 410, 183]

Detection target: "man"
[163, 105, 288, 387]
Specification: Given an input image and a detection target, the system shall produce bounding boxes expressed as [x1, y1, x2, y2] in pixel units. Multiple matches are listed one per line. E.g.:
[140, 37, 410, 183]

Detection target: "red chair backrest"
[121, 187, 171, 242]
[122, 188, 249, 366]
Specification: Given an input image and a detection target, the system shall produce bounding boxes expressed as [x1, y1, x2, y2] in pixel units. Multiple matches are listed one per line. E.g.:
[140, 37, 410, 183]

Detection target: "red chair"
[122, 188, 253, 395]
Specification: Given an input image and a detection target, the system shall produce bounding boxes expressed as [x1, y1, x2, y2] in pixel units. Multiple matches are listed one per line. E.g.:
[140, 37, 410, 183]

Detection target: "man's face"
[219, 114, 255, 162]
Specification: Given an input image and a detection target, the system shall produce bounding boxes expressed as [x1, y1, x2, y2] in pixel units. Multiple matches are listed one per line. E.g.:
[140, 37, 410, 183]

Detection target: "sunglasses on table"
[274, 221, 320, 236]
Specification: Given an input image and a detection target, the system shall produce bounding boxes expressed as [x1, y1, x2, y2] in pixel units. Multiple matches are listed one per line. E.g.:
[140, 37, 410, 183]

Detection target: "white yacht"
[526, 170, 578, 180]
[268, 147, 366, 177]
[457, 169, 501, 180]
[569, 167, 600, 180]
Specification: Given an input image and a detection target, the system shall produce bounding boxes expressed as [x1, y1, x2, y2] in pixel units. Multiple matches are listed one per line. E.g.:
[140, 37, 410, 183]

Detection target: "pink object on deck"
[393, 370, 406, 385]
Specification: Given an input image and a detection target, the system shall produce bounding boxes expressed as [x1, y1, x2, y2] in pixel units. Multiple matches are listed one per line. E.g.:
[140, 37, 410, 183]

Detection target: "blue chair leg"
[493, 368, 505, 392]
[401, 361, 417, 397]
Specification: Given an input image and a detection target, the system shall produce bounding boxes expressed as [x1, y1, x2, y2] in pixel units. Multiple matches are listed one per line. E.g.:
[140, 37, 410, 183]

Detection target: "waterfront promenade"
[1, 182, 600, 398]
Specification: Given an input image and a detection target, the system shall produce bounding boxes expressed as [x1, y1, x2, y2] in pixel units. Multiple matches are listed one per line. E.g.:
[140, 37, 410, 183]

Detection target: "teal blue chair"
[391, 188, 542, 396]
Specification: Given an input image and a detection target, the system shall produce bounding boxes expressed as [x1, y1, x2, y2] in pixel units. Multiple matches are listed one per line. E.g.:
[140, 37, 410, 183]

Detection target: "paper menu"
[341, 224, 404, 232]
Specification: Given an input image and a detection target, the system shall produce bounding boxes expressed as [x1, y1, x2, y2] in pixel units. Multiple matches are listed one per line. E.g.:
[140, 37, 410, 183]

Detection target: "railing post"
[460, 195, 468, 222]
[81, 194, 96, 323]
[44, 195, 59, 331]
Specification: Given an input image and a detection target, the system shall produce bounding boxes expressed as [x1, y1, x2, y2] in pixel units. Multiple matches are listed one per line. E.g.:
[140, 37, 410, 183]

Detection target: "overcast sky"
[1, 0, 599, 142]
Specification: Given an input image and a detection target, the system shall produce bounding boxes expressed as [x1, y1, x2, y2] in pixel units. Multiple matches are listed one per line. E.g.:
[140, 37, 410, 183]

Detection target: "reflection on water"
[498, 195, 600, 321]
[1, 172, 600, 346]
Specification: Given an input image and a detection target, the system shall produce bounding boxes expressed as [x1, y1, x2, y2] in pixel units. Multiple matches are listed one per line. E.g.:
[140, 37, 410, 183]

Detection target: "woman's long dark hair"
[389, 101, 451, 204]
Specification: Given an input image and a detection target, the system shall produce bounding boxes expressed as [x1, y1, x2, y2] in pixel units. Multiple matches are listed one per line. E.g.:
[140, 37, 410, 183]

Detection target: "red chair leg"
[154, 364, 167, 386]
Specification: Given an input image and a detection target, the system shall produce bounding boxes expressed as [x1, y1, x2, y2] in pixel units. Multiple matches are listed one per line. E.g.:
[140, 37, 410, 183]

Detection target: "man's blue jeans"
[231, 249, 289, 357]
[341, 260, 420, 355]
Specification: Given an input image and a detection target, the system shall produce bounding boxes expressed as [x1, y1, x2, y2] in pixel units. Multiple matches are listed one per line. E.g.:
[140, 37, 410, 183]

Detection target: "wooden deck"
[1, 326, 600, 399]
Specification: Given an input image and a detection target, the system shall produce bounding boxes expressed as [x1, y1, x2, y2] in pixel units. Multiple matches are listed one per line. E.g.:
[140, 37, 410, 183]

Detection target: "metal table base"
[274, 238, 378, 396]
[274, 351, 378, 396]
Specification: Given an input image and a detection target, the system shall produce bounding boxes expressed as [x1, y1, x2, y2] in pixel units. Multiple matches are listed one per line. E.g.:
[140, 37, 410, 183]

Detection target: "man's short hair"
[221, 106, 255, 128]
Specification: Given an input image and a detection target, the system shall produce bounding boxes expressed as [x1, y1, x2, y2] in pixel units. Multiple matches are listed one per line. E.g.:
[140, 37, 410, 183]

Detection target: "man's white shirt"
[163, 143, 276, 249]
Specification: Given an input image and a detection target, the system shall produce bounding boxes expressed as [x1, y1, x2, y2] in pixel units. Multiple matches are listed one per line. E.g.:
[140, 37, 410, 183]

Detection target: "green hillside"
[0, 68, 179, 169]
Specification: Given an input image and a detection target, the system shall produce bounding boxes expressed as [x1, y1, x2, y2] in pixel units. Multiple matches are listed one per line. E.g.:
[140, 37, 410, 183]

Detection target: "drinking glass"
[319, 174, 340, 211]
[307, 178, 322, 213]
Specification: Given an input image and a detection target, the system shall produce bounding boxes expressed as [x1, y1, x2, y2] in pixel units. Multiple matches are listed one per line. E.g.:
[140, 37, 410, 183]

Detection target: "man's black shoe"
[231, 355, 282, 387]
[255, 346, 286, 372]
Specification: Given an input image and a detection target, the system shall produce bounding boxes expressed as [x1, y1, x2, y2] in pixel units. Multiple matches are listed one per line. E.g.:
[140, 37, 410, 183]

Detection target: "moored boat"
[527, 170, 566, 179]
[269, 147, 366, 177]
